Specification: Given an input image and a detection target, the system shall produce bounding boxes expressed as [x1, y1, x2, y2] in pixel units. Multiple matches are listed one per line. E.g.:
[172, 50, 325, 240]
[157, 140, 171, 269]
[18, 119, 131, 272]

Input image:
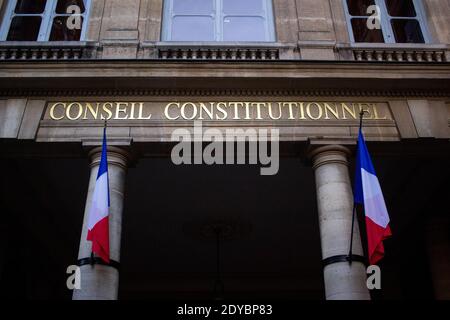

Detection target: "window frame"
[161, 0, 276, 42]
[0, 0, 91, 41]
[343, 0, 431, 44]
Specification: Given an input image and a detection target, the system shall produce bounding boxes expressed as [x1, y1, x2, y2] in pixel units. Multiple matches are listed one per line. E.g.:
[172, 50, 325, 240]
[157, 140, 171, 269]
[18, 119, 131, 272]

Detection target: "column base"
[323, 262, 371, 300]
[72, 264, 119, 300]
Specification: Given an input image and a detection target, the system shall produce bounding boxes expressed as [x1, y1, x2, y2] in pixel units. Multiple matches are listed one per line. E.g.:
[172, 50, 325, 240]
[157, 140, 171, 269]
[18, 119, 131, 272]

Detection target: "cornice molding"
[0, 88, 449, 98]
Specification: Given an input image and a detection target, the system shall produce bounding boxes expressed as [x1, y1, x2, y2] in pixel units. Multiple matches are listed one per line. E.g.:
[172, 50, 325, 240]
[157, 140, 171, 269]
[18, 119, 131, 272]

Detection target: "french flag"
[354, 129, 392, 265]
[86, 127, 110, 263]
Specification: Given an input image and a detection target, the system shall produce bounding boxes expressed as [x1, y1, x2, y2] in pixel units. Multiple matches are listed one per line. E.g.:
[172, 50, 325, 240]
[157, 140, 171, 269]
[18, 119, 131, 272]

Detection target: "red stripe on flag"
[365, 216, 392, 265]
[87, 216, 110, 263]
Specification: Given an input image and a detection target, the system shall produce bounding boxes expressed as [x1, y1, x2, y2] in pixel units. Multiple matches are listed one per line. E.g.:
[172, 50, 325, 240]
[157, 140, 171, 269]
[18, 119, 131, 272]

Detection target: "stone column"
[310, 145, 370, 300]
[73, 146, 129, 300]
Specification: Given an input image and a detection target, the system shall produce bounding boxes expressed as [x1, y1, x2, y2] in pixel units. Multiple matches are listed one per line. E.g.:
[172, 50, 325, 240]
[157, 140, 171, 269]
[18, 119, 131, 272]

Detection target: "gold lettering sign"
[46, 101, 391, 121]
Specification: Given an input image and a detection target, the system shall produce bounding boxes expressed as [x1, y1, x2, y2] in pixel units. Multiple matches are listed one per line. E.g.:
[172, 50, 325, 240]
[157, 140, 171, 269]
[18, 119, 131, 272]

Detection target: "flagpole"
[348, 110, 366, 264]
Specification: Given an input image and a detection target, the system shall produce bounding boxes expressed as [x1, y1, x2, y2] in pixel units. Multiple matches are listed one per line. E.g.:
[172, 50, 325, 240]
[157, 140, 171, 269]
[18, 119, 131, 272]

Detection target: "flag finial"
[359, 109, 369, 132]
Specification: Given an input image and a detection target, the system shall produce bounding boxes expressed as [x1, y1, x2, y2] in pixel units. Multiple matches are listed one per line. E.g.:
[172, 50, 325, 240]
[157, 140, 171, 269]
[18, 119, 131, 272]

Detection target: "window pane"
[223, 0, 264, 15]
[172, 16, 214, 41]
[7, 16, 42, 41]
[391, 19, 424, 43]
[351, 18, 384, 42]
[223, 16, 266, 41]
[49, 16, 83, 41]
[385, 0, 416, 17]
[56, 0, 86, 14]
[14, 0, 47, 14]
[347, 0, 376, 16]
[173, 0, 213, 15]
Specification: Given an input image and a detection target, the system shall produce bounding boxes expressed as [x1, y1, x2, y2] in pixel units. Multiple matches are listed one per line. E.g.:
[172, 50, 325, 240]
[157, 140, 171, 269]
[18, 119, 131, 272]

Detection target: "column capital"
[308, 145, 351, 170]
[88, 146, 131, 170]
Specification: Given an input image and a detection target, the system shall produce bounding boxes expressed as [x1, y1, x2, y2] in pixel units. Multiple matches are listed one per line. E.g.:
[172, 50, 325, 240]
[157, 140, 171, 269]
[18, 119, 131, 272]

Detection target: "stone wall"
[74, 0, 450, 60]
[1, 96, 448, 143]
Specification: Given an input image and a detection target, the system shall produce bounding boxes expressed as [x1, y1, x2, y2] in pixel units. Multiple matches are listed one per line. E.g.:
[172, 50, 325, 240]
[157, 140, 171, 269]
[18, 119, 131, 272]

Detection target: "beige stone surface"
[0, 0, 448, 302]
[141, 0, 163, 42]
[100, 0, 140, 41]
[389, 100, 419, 139]
[0, 99, 27, 138]
[291, 0, 359, 60]
[101, 41, 140, 59]
[73, 147, 129, 300]
[17, 100, 46, 140]
[407, 99, 450, 138]
[37, 126, 131, 143]
[349, 126, 399, 140]
[324, 262, 370, 300]
[79, 0, 450, 50]
[296, 0, 335, 42]
[86, 0, 105, 41]
[74, 264, 119, 300]
[1, 0, 449, 60]
[1, 61, 448, 81]
[300, 46, 336, 60]
[33, 98, 399, 143]
[329, 0, 351, 44]
[311, 145, 370, 300]
[4, 92, 449, 145]
[423, 0, 450, 44]
[273, 0, 299, 44]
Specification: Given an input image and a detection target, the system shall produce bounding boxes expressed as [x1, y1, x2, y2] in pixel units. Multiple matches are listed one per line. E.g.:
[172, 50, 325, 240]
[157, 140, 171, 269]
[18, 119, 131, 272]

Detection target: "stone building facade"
[0, 0, 449, 300]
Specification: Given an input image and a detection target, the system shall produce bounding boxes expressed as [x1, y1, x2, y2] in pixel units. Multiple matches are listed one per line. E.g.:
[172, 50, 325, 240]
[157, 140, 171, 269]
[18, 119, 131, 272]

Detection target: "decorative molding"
[309, 145, 352, 170]
[0, 42, 100, 60]
[0, 41, 449, 64]
[152, 42, 284, 60]
[353, 49, 445, 63]
[0, 88, 449, 98]
[88, 145, 133, 169]
[335, 43, 450, 63]
[158, 47, 280, 60]
[39, 119, 396, 128]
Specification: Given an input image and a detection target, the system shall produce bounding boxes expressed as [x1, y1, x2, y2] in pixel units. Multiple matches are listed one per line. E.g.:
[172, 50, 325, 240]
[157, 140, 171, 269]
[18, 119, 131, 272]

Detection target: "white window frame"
[343, 0, 431, 44]
[0, 0, 91, 41]
[161, 0, 276, 42]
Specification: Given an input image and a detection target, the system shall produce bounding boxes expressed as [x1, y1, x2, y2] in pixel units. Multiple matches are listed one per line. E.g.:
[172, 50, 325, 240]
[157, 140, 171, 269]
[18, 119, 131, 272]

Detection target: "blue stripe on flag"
[97, 127, 108, 178]
[97, 126, 110, 207]
[357, 130, 376, 175]
[354, 129, 376, 204]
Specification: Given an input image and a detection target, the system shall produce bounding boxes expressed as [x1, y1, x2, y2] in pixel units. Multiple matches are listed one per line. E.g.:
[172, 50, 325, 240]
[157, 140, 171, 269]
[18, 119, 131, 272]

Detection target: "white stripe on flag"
[87, 172, 109, 231]
[361, 168, 390, 228]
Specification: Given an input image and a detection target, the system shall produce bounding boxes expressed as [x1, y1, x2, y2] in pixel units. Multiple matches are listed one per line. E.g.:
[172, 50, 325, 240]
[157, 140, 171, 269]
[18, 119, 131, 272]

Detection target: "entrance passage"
[120, 156, 324, 299]
[0, 140, 448, 299]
